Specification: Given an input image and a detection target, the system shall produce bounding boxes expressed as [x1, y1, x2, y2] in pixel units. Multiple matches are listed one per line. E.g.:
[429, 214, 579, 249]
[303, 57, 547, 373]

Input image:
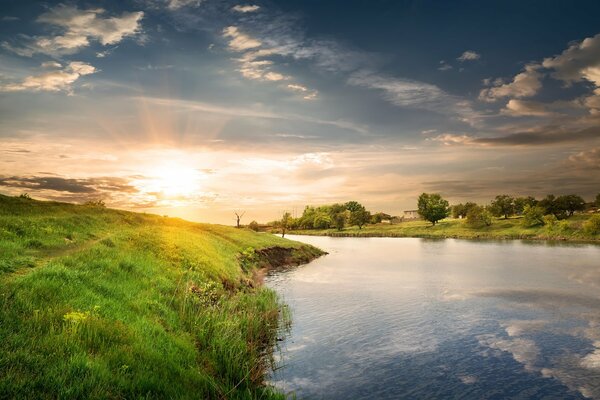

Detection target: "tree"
[490, 195, 515, 219]
[313, 214, 331, 229]
[248, 220, 259, 231]
[521, 205, 545, 227]
[280, 212, 291, 238]
[344, 201, 364, 213]
[556, 194, 585, 217]
[596, 193, 600, 208]
[344, 201, 370, 229]
[350, 209, 371, 229]
[514, 196, 537, 215]
[466, 205, 492, 228]
[539, 195, 559, 217]
[452, 202, 477, 219]
[417, 193, 450, 226]
[333, 212, 346, 231]
[234, 211, 245, 228]
[371, 212, 392, 224]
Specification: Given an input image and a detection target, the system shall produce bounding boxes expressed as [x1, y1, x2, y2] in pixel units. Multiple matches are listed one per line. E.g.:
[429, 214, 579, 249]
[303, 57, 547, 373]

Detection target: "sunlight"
[140, 163, 203, 198]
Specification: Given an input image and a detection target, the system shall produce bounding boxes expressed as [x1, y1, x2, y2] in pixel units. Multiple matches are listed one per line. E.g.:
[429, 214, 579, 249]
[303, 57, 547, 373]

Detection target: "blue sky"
[1, 0, 599, 223]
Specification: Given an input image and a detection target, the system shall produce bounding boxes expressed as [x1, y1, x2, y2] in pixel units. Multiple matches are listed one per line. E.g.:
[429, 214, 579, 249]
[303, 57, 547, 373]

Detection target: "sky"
[0, 0, 599, 224]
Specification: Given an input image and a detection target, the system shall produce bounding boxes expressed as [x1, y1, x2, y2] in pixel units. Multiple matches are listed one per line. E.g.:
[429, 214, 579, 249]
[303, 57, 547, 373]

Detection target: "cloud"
[502, 99, 555, 117]
[222, 26, 262, 51]
[232, 5, 260, 13]
[457, 50, 481, 62]
[473, 125, 600, 146]
[287, 84, 318, 100]
[479, 64, 543, 102]
[427, 133, 475, 146]
[542, 33, 600, 87]
[1, 62, 96, 93]
[2, 5, 143, 56]
[568, 147, 600, 169]
[167, 0, 203, 9]
[348, 71, 475, 118]
[438, 61, 453, 71]
[0, 176, 136, 194]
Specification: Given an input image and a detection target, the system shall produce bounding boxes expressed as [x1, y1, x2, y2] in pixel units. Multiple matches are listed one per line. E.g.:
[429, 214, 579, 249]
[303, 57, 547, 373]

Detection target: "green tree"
[514, 196, 537, 215]
[490, 195, 515, 219]
[333, 212, 346, 231]
[556, 194, 586, 217]
[539, 195, 560, 217]
[248, 220, 259, 231]
[350, 209, 371, 229]
[344, 201, 364, 213]
[417, 193, 450, 226]
[452, 202, 477, 219]
[596, 193, 600, 208]
[466, 205, 492, 228]
[521, 205, 545, 227]
[313, 214, 331, 229]
[280, 212, 291, 238]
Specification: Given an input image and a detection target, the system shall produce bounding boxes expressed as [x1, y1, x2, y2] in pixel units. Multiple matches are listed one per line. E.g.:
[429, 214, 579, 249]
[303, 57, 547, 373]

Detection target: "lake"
[266, 236, 600, 399]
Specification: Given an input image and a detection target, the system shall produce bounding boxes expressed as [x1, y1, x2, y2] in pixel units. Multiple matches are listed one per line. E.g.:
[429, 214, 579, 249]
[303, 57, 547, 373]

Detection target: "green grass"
[0, 194, 323, 399]
[289, 214, 600, 241]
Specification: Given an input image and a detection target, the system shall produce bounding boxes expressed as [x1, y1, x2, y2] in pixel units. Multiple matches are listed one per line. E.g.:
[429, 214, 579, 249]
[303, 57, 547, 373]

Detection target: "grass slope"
[0, 194, 322, 399]
[289, 214, 600, 241]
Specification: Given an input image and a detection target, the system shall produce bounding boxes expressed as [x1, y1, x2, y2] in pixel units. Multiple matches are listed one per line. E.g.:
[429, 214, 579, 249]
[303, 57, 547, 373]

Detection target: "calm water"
[266, 236, 600, 399]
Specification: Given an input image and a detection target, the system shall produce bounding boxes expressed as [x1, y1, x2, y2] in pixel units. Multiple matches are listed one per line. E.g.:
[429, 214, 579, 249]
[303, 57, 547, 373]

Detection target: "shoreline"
[284, 215, 600, 244]
[287, 230, 600, 244]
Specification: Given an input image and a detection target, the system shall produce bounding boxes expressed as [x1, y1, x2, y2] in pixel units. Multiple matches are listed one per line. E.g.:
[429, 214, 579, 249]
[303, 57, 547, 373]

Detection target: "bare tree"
[234, 211, 245, 228]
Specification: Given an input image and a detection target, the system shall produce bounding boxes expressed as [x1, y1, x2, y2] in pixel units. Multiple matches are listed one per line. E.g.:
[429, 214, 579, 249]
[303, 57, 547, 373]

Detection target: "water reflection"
[266, 236, 600, 399]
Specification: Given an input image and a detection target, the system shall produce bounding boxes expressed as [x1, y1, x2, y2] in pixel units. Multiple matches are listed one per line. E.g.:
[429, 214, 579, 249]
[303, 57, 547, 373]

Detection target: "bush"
[521, 205, 545, 227]
[248, 221, 259, 231]
[466, 205, 492, 228]
[583, 214, 600, 235]
[543, 214, 558, 228]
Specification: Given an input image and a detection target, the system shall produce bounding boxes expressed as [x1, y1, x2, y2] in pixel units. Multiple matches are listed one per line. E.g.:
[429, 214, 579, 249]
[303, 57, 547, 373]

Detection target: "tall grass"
[0, 194, 316, 399]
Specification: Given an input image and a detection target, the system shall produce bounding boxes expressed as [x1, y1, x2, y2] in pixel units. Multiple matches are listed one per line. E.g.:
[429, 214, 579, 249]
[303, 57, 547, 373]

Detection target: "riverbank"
[288, 214, 600, 242]
[0, 194, 324, 399]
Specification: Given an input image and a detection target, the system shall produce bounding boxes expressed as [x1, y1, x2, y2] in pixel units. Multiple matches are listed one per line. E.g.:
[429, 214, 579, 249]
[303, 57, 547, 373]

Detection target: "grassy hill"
[0, 194, 323, 399]
[289, 214, 600, 241]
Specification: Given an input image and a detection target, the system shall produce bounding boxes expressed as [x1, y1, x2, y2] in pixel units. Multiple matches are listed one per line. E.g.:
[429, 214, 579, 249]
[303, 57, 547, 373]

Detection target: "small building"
[403, 210, 420, 220]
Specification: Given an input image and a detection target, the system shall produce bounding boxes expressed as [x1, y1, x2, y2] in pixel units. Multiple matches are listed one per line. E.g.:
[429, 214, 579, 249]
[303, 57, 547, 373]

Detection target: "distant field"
[289, 214, 600, 241]
[0, 194, 322, 399]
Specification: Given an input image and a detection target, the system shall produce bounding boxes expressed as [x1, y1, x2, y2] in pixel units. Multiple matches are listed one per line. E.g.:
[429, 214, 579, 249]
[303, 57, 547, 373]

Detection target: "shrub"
[543, 214, 558, 228]
[583, 214, 600, 235]
[466, 205, 492, 228]
[521, 205, 545, 227]
[248, 221, 260, 231]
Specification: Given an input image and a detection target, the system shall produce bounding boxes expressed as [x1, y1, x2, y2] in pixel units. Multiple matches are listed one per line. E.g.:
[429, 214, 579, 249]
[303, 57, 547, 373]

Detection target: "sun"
[143, 163, 202, 198]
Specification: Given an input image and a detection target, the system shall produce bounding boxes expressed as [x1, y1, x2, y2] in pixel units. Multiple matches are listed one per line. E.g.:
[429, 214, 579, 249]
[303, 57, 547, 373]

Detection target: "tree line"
[266, 201, 382, 234]
[417, 192, 600, 228]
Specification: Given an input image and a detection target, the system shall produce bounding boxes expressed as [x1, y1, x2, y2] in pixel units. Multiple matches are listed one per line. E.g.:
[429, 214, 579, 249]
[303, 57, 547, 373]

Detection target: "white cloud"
[222, 26, 319, 98]
[222, 26, 262, 51]
[427, 133, 476, 146]
[479, 64, 543, 102]
[1, 62, 96, 93]
[287, 84, 318, 100]
[2, 5, 143, 57]
[232, 5, 260, 13]
[348, 71, 475, 119]
[542, 33, 600, 87]
[457, 50, 481, 62]
[502, 99, 555, 117]
[167, 0, 202, 9]
[438, 61, 453, 71]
